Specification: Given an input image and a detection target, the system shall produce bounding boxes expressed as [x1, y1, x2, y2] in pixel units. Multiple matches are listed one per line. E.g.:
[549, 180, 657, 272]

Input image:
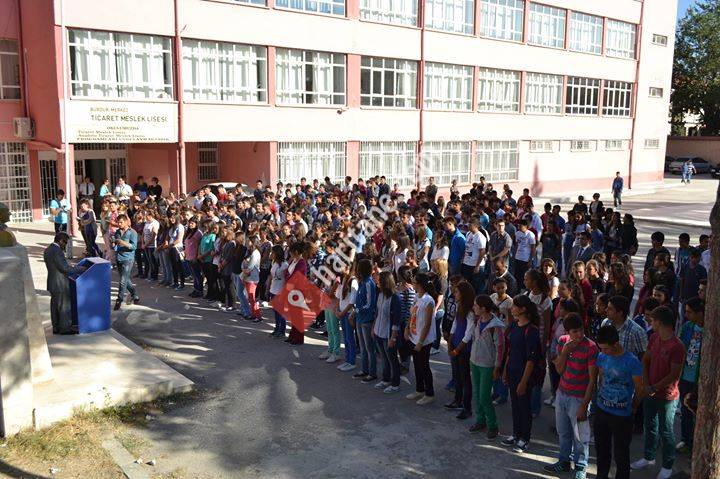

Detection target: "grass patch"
[115, 431, 148, 457]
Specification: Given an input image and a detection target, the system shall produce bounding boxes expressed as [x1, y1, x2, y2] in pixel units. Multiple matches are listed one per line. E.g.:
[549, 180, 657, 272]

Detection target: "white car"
[668, 157, 711, 175]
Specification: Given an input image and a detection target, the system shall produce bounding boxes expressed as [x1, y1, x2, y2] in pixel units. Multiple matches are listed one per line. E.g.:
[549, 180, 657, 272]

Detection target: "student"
[461, 218, 487, 293]
[501, 295, 542, 453]
[444, 217, 466, 277]
[396, 266, 417, 373]
[676, 297, 704, 454]
[285, 242, 308, 345]
[546, 296, 581, 406]
[589, 293, 609, 342]
[631, 306, 686, 479]
[524, 268, 552, 416]
[354, 258, 378, 383]
[513, 220, 537, 285]
[594, 325, 645, 479]
[457, 294, 505, 437]
[490, 278, 513, 405]
[645, 231, 670, 273]
[601, 295, 648, 360]
[633, 297, 660, 339]
[268, 245, 289, 339]
[373, 271, 402, 393]
[405, 273, 437, 405]
[544, 312, 599, 479]
[336, 263, 359, 372]
[446, 281, 477, 419]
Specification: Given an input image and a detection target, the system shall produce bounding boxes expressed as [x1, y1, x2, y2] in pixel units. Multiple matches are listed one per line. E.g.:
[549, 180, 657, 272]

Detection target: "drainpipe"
[174, 0, 186, 194]
[627, 0, 645, 190]
[417, 0, 425, 188]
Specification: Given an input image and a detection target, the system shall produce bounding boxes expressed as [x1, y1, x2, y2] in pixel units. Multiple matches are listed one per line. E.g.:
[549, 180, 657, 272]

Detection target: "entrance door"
[39, 152, 58, 217]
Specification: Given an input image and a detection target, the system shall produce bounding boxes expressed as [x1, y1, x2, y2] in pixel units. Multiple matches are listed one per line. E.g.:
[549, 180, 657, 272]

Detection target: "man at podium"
[43, 232, 86, 334]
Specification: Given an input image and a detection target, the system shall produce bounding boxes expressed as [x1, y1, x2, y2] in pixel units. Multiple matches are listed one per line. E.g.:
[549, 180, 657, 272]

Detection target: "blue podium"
[69, 257, 111, 334]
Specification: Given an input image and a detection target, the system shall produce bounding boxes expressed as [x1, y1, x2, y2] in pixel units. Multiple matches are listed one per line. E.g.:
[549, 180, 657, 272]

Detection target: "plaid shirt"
[601, 318, 648, 357]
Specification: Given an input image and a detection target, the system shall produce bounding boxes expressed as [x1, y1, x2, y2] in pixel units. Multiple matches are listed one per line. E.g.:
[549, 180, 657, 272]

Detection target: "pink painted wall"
[347, 54, 361, 108]
[186, 142, 199, 193]
[127, 143, 176, 194]
[0, 0, 22, 141]
[218, 141, 272, 186]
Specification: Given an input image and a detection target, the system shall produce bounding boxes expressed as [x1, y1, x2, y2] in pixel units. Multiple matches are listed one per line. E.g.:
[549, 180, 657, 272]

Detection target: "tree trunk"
[691, 180, 720, 478]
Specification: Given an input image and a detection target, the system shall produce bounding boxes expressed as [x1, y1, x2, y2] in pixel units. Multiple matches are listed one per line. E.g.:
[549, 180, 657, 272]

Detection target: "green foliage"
[673, 0, 720, 135]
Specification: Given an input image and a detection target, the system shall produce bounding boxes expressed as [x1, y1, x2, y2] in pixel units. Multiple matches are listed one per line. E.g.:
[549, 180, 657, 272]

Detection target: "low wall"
[666, 136, 720, 165]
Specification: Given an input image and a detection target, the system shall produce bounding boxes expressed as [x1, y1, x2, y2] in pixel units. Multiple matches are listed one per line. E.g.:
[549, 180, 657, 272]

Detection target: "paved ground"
[12, 176, 715, 479]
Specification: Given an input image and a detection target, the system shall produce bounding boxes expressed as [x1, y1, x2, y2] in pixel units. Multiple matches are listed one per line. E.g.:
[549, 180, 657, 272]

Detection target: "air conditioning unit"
[13, 117, 35, 139]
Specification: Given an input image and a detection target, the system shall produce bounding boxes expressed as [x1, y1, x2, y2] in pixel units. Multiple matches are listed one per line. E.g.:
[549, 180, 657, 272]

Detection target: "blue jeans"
[188, 260, 203, 292]
[555, 391, 590, 470]
[357, 322, 377, 376]
[493, 378, 508, 401]
[643, 397, 678, 469]
[269, 294, 286, 335]
[116, 259, 137, 302]
[376, 336, 400, 386]
[233, 273, 250, 315]
[341, 313, 356, 365]
[682, 171, 693, 182]
[531, 385, 542, 415]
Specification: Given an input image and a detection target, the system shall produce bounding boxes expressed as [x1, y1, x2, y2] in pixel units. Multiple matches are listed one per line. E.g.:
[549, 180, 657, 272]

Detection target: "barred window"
[644, 139, 660, 149]
[566, 77, 600, 115]
[606, 19, 637, 59]
[360, 57, 417, 108]
[421, 141, 471, 185]
[475, 141, 519, 182]
[569, 12, 603, 54]
[425, 0, 475, 34]
[652, 34, 668, 46]
[529, 140, 555, 153]
[277, 142, 346, 184]
[602, 80, 632, 117]
[198, 142, 219, 181]
[604, 139, 625, 150]
[275, 49, 346, 105]
[360, 0, 417, 26]
[525, 72, 562, 114]
[0, 142, 31, 222]
[569, 140, 595, 152]
[480, 0, 524, 42]
[649, 87, 663, 98]
[276, 0, 345, 16]
[477, 67, 520, 112]
[359, 141, 416, 187]
[424, 62, 473, 111]
[528, 3, 566, 48]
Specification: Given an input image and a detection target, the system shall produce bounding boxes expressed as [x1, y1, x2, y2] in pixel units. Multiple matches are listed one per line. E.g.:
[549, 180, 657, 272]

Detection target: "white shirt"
[409, 293, 436, 346]
[514, 229, 536, 262]
[78, 182, 95, 196]
[337, 278, 358, 312]
[114, 183, 133, 199]
[431, 245, 450, 261]
[491, 293, 513, 322]
[463, 230, 487, 267]
[701, 249, 711, 272]
[142, 219, 159, 248]
[269, 261, 288, 295]
[393, 249, 407, 274]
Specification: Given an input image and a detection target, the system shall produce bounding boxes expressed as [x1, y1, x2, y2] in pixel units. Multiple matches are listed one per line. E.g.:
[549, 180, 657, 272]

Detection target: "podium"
[70, 257, 111, 334]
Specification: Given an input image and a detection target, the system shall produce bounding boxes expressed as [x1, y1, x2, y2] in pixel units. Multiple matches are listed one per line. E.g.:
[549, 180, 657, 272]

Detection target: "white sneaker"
[340, 363, 356, 372]
[417, 395, 435, 405]
[544, 396, 555, 406]
[374, 381, 390, 389]
[318, 352, 329, 360]
[675, 441, 686, 451]
[657, 468, 673, 479]
[512, 439, 528, 453]
[336, 362, 349, 370]
[630, 458, 655, 470]
[326, 354, 339, 363]
[406, 391, 424, 400]
[383, 385, 400, 394]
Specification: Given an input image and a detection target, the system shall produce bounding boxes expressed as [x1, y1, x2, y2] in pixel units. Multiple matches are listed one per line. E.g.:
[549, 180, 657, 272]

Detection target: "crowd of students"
[84, 174, 710, 479]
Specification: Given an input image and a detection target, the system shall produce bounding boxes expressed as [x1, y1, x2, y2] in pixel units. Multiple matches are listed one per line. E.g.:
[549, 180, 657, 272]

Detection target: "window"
[529, 140, 555, 153]
[275, 49, 346, 105]
[0, 142, 31, 222]
[604, 139, 624, 150]
[476, 141, 519, 181]
[360, 141, 416, 187]
[480, 0, 524, 42]
[360, 57, 417, 108]
[424, 62, 473, 111]
[652, 34, 668, 46]
[198, 142, 219, 181]
[644, 139, 660, 149]
[275, 0, 345, 16]
[425, 0, 474, 34]
[477, 68, 520, 112]
[421, 141, 471, 185]
[68, 29, 173, 99]
[360, 0, 417, 26]
[605, 20, 637, 59]
[603, 80, 632, 117]
[565, 77, 600, 115]
[182, 40, 267, 103]
[528, 3, 566, 48]
[524, 72, 562, 114]
[234, 0, 266, 4]
[570, 140, 595, 152]
[649, 87, 664, 98]
[0, 40, 20, 99]
[569, 12, 603, 54]
[277, 142, 346, 183]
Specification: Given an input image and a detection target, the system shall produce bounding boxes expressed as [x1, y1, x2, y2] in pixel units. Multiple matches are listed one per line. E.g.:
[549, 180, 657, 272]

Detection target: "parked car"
[710, 164, 720, 178]
[668, 157, 711, 175]
[190, 182, 253, 198]
[664, 156, 675, 172]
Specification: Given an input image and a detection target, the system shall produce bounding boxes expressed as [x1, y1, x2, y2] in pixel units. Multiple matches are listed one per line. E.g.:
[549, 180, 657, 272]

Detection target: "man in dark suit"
[43, 232, 81, 334]
[569, 231, 595, 267]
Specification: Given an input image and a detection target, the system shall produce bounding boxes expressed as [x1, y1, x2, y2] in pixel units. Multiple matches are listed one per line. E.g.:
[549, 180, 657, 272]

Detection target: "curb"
[102, 438, 151, 479]
[632, 216, 710, 229]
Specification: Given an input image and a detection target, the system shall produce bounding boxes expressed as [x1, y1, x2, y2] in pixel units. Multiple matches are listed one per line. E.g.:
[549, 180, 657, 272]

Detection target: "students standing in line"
[405, 273, 437, 405]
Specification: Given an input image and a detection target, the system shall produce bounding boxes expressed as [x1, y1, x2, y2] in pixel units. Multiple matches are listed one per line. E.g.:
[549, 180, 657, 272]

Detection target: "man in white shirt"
[461, 218, 487, 293]
[78, 176, 96, 208]
[513, 219, 536, 289]
[114, 177, 133, 203]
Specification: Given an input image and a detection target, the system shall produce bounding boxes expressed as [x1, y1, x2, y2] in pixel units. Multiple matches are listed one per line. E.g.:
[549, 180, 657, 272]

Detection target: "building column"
[27, 149, 43, 221]
[346, 0, 360, 19]
[269, 141, 278, 185]
[347, 54, 361, 108]
[267, 47, 277, 106]
[346, 141, 360, 180]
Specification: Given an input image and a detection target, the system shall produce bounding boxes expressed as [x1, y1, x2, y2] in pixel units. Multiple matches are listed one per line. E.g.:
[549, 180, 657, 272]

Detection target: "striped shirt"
[557, 335, 599, 398]
[601, 318, 648, 358]
[399, 286, 417, 323]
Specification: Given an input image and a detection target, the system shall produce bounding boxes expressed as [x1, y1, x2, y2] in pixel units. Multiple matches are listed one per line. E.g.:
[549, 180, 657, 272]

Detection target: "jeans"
[326, 310, 341, 355]
[159, 249, 173, 284]
[376, 336, 400, 386]
[548, 360, 561, 397]
[116, 259, 137, 303]
[202, 262, 220, 299]
[679, 379, 696, 447]
[145, 247, 158, 280]
[233, 273, 249, 315]
[531, 385, 542, 416]
[341, 313, 356, 365]
[594, 408, 633, 479]
[357, 322, 377, 376]
[411, 342, 434, 396]
[451, 352, 472, 412]
[613, 191, 622, 207]
[471, 364, 497, 429]
[188, 259, 203, 292]
[135, 247, 146, 277]
[493, 378, 508, 402]
[682, 171, 693, 183]
[54, 222, 67, 234]
[643, 397, 679, 469]
[170, 248, 184, 286]
[508, 377, 532, 441]
[432, 309, 443, 350]
[555, 391, 590, 470]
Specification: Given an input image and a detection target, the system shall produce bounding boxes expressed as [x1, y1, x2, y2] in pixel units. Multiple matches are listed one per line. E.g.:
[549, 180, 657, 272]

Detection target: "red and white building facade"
[0, 0, 675, 222]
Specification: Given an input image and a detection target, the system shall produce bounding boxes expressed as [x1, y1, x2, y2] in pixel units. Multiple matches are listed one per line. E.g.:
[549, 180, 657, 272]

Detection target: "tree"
[692, 180, 720, 479]
[672, 1, 720, 135]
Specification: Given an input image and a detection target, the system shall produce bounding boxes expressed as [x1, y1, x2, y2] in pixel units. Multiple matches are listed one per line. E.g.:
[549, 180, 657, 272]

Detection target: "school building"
[0, 0, 676, 222]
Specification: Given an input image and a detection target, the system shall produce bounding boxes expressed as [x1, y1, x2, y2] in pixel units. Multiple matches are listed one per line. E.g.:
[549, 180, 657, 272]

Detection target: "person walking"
[611, 172, 624, 208]
[681, 159, 696, 184]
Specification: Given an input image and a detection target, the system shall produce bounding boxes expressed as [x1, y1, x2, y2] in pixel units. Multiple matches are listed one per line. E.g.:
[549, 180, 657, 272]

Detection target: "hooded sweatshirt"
[469, 313, 506, 368]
